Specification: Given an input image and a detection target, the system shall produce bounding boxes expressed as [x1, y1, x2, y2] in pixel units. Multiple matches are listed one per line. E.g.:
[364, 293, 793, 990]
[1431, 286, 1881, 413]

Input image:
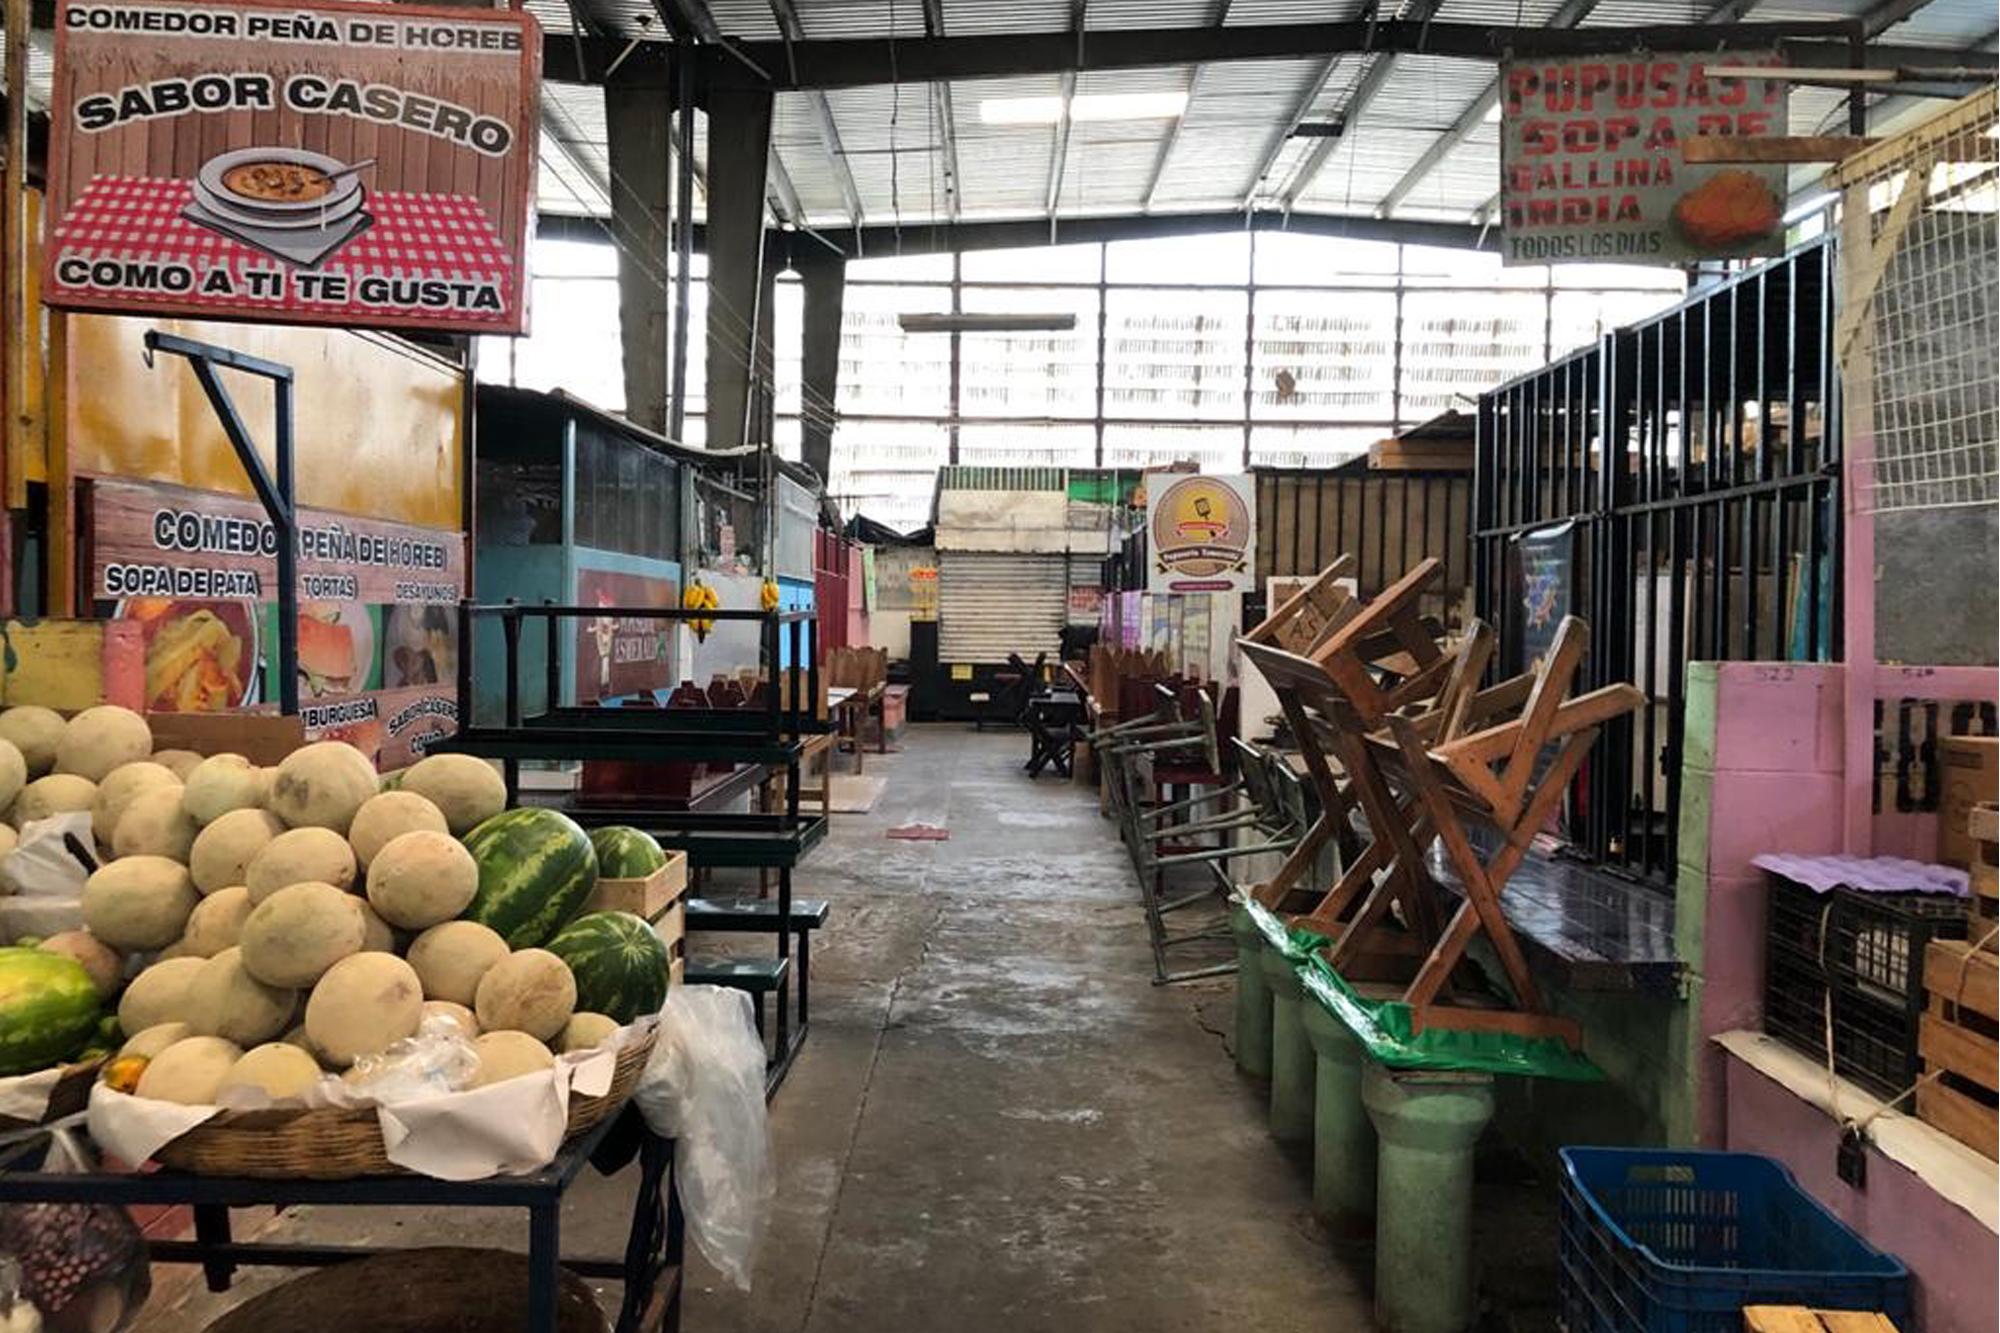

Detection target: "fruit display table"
[436, 601, 829, 1091]
[0, 1107, 681, 1333]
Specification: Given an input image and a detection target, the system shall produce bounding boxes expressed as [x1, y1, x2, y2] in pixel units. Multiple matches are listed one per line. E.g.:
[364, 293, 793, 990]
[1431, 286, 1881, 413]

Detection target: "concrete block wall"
[1676, 662, 1847, 1144]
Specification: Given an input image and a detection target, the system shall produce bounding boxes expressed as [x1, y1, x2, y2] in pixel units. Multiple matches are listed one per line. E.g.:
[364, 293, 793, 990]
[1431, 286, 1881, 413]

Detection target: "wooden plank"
[1683, 135, 1872, 164]
[1815, 1312, 1902, 1333]
[1968, 802, 1997, 844]
[1915, 1078, 1997, 1160]
[1743, 1306, 1833, 1333]
[1924, 939, 1998, 1022]
[1919, 1011, 1997, 1093]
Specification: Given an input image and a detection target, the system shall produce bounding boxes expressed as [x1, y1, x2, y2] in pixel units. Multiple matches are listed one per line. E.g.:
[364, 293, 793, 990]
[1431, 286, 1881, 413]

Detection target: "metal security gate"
[937, 551, 1067, 666]
[1475, 238, 1842, 885]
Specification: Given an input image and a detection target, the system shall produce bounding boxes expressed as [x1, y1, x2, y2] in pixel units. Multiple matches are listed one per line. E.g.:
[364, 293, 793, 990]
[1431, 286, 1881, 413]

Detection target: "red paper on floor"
[886, 824, 949, 841]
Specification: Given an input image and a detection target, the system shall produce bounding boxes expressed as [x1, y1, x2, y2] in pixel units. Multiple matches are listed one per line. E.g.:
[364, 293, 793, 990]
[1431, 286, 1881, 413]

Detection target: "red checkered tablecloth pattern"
[49, 175, 519, 327]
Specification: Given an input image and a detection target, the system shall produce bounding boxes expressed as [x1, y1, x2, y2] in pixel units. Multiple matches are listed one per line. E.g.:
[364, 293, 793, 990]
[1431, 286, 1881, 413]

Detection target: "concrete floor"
[128, 726, 1395, 1332]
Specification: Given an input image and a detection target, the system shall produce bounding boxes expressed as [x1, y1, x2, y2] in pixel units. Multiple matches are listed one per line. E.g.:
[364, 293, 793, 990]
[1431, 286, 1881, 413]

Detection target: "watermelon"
[0, 947, 102, 1075]
[544, 912, 669, 1023]
[461, 808, 599, 948]
[589, 826, 667, 879]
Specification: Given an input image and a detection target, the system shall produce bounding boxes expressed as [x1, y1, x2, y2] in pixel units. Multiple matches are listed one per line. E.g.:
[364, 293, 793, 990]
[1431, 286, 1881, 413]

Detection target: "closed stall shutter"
[938, 552, 1066, 665]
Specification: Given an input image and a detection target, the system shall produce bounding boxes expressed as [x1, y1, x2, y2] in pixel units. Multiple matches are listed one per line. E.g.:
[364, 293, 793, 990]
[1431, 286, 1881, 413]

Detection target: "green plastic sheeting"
[1237, 896, 1328, 960]
[1233, 892, 1602, 1082]
[1300, 957, 1603, 1082]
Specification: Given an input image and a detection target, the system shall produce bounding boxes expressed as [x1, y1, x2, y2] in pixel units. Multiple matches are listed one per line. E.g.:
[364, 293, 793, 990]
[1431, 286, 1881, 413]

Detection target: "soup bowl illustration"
[193, 147, 367, 231]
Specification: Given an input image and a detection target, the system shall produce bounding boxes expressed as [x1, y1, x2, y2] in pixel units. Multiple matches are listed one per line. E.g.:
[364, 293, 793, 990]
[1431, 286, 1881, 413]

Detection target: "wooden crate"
[582, 852, 688, 924]
[1971, 803, 1997, 951]
[1743, 1307, 1900, 1333]
[1917, 938, 1998, 1159]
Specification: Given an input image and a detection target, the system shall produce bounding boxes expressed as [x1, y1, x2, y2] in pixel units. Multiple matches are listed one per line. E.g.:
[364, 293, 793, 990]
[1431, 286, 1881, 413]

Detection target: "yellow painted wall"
[63, 315, 464, 530]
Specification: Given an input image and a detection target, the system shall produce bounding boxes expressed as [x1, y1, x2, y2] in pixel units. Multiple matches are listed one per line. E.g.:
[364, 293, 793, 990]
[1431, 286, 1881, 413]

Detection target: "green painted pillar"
[1361, 1062, 1496, 1333]
[1259, 947, 1314, 1144]
[1229, 904, 1273, 1079]
[1302, 999, 1376, 1226]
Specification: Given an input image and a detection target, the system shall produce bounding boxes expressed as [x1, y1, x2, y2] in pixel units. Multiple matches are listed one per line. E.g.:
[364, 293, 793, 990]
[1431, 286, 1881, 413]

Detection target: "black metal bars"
[1474, 239, 1842, 885]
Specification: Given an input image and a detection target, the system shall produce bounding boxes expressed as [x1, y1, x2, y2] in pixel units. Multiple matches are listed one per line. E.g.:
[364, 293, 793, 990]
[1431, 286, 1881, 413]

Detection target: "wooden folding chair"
[1244, 553, 1359, 657]
[1329, 616, 1643, 1044]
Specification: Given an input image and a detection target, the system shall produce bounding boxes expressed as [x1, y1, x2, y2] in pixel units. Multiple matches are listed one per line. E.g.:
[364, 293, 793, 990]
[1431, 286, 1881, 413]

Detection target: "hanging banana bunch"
[684, 578, 719, 641]
[760, 578, 781, 612]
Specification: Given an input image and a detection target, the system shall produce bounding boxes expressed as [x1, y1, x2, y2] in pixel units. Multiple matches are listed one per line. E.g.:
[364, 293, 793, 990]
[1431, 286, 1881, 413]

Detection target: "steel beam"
[1046, 2, 1088, 222]
[1143, 0, 1233, 213]
[923, 0, 962, 222]
[767, 0, 866, 231]
[539, 206, 1495, 256]
[544, 28, 1989, 92]
[1372, 0, 1600, 220]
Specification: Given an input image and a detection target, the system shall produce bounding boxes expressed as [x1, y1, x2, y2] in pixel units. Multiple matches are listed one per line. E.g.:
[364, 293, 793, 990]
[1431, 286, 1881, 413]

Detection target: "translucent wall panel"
[837, 284, 953, 416]
[1106, 233, 1249, 286]
[957, 423, 1097, 467]
[962, 243, 1102, 283]
[958, 286, 1101, 419]
[1103, 287, 1248, 421]
[1101, 422, 1242, 471]
[1252, 289, 1397, 423]
[1398, 289, 1550, 423]
[1249, 425, 1380, 469]
[1252, 232, 1398, 287]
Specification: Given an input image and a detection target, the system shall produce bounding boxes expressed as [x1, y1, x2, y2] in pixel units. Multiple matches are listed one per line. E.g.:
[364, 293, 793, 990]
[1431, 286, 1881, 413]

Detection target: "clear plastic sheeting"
[635, 986, 774, 1290]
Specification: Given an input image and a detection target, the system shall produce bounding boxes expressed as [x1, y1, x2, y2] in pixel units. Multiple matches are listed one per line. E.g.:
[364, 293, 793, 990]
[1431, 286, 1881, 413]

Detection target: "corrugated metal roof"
[527, 0, 1992, 231]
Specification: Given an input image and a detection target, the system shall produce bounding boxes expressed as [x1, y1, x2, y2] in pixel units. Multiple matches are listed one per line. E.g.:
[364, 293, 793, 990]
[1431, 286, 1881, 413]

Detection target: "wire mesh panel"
[1830, 89, 2000, 515]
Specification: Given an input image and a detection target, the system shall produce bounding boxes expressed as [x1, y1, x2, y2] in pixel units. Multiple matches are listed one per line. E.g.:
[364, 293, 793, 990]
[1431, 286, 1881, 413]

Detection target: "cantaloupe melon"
[150, 749, 204, 780]
[0, 739, 25, 816]
[82, 856, 199, 951]
[134, 1035, 242, 1104]
[239, 882, 364, 988]
[13, 773, 97, 826]
[0, 825, 17, 856]
[304, 953, 423, 1067]
[113, 784, 199, 861]
[182, 947, 296, 1045]
[557, 1011, 618, 1054]
[0, 706, 65, 777]
[118, 1021, 191, 1059]
[266, 741, 377, 834]
[399, 754, 507, 836]
[219, 1042, 323, 1101]
[56, 706, 152, 783]
[91, 761, 181, 843]
[366, 830, 477, 930]
[356, 900, 397, 953]
[117, 956, 206, 1035]
[38, 930, 122, 998]
[182, 885, 253, 958]
[421, 1000, 480, 1039]
[245, 826, 357, 903]
[473, 950, 575, 1043]
[406, 920, 510, 1006]
[468, 1030, 555, 1088]
[347, 790, 449, 868]
[189, 808, 285, 896]
[182, 753, 264, 825]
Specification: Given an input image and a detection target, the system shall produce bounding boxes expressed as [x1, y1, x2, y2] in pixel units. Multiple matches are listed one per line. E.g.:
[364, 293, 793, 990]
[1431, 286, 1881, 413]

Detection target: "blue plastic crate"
[1557, 1147, 1910, 1333]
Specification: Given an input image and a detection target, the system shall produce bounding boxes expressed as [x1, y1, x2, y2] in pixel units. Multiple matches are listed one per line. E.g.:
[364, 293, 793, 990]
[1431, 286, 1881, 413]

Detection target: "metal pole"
[2, 0, 29, 514]
[669, 42, 695, 443]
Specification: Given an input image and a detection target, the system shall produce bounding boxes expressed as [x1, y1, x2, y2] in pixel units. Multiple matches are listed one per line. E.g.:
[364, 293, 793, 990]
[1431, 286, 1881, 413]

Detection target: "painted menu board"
[574, 567, 679, 704]
[87, 477, 464, 767]
[1499, 53, 1787, 267]
[45, 0, 539, 333]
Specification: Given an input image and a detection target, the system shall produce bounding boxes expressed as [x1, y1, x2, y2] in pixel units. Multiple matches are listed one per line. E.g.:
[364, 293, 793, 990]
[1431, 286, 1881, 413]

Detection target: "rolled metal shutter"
[938, 551, 1066, 665]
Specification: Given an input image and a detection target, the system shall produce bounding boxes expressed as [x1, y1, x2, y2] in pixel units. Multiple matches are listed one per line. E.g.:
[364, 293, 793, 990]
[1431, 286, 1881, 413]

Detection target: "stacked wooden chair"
[1237, 555, 1643, 1048]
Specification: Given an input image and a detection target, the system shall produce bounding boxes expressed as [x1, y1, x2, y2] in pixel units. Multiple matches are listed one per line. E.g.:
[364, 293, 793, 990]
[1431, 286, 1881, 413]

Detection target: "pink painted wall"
[1725, 1053, 1994, 1333]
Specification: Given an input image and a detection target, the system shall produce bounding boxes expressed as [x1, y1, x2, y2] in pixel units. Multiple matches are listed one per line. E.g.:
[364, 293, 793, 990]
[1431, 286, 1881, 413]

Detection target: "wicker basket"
[154, 1030, 655, 1179]
[0, 1058, 105, 1131]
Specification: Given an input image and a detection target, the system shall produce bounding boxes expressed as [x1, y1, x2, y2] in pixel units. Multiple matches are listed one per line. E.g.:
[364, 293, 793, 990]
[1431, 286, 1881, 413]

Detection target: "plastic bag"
[0, 1128, 148, 1333]
[333, 1015, 480, 1105]
[634, 986, 773, 1290]
[0, 816, 96, 900]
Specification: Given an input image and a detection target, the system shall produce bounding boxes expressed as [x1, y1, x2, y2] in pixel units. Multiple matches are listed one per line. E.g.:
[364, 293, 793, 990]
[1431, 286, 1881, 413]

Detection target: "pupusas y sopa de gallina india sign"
[1499, 53, 1788, 267]
[46, 0, 540, 333]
